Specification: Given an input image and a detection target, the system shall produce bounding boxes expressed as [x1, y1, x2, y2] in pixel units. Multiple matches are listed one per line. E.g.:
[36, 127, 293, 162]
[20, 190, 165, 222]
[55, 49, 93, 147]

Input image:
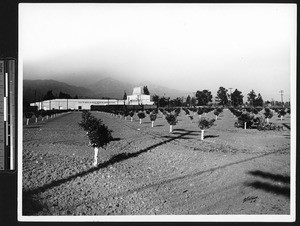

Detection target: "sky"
[20, 3, 296, 102]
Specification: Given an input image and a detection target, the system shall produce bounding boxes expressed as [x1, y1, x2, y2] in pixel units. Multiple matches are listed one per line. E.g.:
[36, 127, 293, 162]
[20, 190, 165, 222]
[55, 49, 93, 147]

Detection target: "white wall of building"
[30, 97, 154, 110]
[30, 87, 154, 110]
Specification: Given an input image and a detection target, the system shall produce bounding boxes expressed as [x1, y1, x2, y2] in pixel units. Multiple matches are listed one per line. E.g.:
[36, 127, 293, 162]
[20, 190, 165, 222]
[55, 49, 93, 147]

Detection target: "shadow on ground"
[23, 130, 196, 197]
[245, 170, 290, 198]
[282, 123, 290, 130]
[204, 135, 219, 139]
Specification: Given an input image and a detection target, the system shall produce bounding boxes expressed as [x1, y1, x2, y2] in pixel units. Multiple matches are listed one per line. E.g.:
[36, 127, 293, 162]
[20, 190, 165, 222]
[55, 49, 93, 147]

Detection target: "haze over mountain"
[23, 79, 97, 103]
[24, 78, 191, 103]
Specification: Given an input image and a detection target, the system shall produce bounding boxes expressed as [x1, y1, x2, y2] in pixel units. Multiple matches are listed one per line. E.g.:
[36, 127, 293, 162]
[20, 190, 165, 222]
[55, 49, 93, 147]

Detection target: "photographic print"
[19, 3, 296, 221]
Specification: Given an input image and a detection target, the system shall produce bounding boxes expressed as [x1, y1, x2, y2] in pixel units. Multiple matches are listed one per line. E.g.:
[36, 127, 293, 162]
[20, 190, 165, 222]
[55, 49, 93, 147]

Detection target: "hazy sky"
[20, 3, 296, 101]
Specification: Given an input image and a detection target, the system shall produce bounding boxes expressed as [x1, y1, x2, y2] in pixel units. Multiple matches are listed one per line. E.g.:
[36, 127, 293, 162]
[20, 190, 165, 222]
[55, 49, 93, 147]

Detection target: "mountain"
[88, 77, 133, 99]
[23, 79, 96, 103]
[24, 78, 191, 104]
[88, 78, 190, 99]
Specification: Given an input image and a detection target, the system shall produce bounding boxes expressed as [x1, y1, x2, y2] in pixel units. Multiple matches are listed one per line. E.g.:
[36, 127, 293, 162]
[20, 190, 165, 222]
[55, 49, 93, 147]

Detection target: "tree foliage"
[78, 111, 113, 148]
[231, 89, 243, 107]
[196, 90, 212, 106]
[216, 87, 229, 106]
[143, 86, 150, 95]
[137, 111, 146, 119]
[186, 95, 191, 106]
[247, 90, 257, 106]
[165, 113, 178, 125]
[43, 90, 56, 100]
[58, 91, 72, 99]
[254, 93, 264, 107]
[152, 94, 160, 106]
[264, 108, 273, 119]
[123, 91, 127, 100]
[198, 118, 215, 130]
[149, 112, 157, 121]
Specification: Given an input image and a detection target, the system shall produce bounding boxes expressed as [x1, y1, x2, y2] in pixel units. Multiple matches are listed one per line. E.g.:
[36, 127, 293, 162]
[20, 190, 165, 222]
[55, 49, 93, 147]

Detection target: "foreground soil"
[23, 109, 291, 216]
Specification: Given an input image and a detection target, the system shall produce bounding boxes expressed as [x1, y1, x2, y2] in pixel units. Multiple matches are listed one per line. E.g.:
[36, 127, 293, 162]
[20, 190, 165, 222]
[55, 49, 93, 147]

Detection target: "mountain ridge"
[24, 78, 191, 103]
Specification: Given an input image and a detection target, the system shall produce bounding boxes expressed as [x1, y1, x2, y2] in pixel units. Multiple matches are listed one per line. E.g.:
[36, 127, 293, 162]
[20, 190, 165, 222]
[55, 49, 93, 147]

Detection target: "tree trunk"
[151, 121, 154, 127]
[201, 130, 204, 140]
[125, 116, 127, 120]
[41, 117, 44, 121]
[244, 122, 247, 130]
[35, 117, 38, 123]
[131, 117, 133, 122]
[281, 115, 283, 120]
[93, 147, 99, 167]
[47, 115, 49, 120]
[266, 118, 269, 124]
[140, 119, 142, 124]
[26, 118, 29, 125]
[169, 125, 173, 133]
[215, 115, 218, 120]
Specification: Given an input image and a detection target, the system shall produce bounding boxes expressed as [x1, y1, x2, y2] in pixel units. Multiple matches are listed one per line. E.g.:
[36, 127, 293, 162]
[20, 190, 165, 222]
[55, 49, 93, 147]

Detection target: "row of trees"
[151, 87, 268, 108]
[43, 90, 78, 101]
[99, 106, 217, 137]
[24, 109, 72, 125]
[229, 106, 289, 130]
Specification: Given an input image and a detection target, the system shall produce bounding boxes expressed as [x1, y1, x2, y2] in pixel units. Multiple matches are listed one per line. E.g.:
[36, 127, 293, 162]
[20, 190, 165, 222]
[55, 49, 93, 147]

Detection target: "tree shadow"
[23, 192, 48, 215]
[247, 170, 290, 184]
[24, 125, 42, 129]
[23, 130, 195, 196]
[24, 149, 287, 215]
[102, 149, 288, 201]
[204, 135, 219, 139]
[244, 181, 290, 198]
[245, 170, 290, 198]
[282, 123, 290, 130]
[173, 129, 200, 133]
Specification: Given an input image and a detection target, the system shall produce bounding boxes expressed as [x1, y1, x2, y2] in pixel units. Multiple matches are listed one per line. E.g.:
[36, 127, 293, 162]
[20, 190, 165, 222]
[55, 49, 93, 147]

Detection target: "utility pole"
[279, 90, 284, 104]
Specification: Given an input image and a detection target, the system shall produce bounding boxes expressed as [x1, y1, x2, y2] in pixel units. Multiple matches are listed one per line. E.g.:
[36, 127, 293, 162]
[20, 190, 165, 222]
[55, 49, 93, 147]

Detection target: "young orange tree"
[137, 111, 146, 124]
[25, 112, 33, 125]
[78, 111, 113, 167]
[165, 113, 178, 133]
[198, 118, 215, 140]
[149, 111, 157, 127]
[129, 110, 135, 122]
[264, 108, 273, 124]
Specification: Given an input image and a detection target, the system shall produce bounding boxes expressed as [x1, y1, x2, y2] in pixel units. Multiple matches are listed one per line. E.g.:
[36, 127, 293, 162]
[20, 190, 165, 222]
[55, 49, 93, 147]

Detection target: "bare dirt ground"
[22, 109, 291, 216]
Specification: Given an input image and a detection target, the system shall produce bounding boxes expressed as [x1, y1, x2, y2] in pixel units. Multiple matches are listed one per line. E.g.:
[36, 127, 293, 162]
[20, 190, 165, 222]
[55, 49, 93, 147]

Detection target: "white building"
[30, 87, 154, 110]
[126, 86, 153, 105]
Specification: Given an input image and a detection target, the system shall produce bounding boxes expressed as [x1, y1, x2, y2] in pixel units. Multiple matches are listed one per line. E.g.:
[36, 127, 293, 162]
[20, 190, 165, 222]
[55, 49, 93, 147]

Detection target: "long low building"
[30, 86, 154, 110]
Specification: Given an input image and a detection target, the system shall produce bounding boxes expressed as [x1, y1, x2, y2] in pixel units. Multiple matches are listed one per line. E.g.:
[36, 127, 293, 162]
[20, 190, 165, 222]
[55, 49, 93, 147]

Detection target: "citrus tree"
[129, 110, 135, 121]
[197, 107, 204, 120]
[34, 111, 40, 123]
[78, 111, 113, 167]
[198, 118, 215, 140]
[149, 111, 157, 127]
[278, 109, 286, 120]
[264, 108, 273, 124]
[137, 111, 146, 124]
[40, 110, 47, 121]
[165, 113, 178, 133]
[24, 112, 33, 125]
